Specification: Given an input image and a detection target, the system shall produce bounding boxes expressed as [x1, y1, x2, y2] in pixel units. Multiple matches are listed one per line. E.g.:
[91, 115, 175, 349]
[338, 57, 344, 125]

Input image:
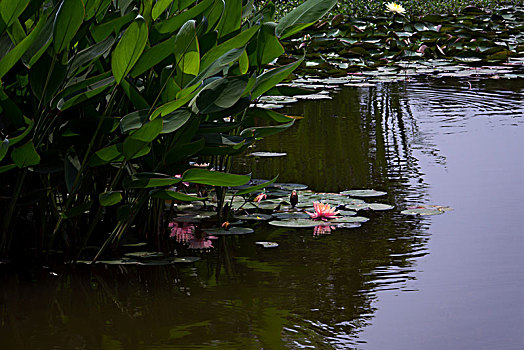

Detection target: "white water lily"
[386, 2, 406, 15]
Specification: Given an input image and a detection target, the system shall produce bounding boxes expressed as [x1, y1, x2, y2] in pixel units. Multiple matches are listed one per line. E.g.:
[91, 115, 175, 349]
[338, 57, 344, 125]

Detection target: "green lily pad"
[121, 242, 147, 248]
[337, 210, 357, 216]
[272, 212, 310, 219]
[268, 219, 327, 228]
[276, 183, 308, 191]
[124, 252, 165, 259]
[401, 205, 452, 216]
[256, 241, 279, 248]
[366, 203, 394, 211]
[256, 202, 282, 210]
[234, 213, 273, 221]
[172, 257, 201, 263]
[249, 152, 287, 157]
[341, 189, 387, 197]
[96, 259, 139, 265]
[204, 227, 254, 235]
[329, 216, 369, 223]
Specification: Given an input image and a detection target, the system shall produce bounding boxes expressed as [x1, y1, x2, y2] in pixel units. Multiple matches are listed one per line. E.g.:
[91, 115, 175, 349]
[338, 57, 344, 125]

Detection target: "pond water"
[1, 77, 523, 349]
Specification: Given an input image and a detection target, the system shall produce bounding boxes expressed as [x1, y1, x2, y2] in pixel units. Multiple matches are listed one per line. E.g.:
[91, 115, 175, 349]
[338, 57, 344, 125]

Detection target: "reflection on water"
[1, 77, 524, 349]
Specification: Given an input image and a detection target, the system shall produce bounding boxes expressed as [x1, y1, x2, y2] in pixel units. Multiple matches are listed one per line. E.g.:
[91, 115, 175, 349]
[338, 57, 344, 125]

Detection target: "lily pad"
[234, 213, 273, 221]
[204, 227, 255, 235]
[256, 241, 279, 248]
[172, 257, 201, 263]
[366, 203, 395, 211]
[272, 212, 311, 219]
[329, 216, 369, 223]
[341, 189, 387, 197]
[276, 183, 308, 191]
[249, 152, 287, 157]
[268, 219, 327, 228]
[337, 210, 357, 216]
[121, 242, 147, 248]
[124, 252, 165, 259]
[401, 205, 452, 216]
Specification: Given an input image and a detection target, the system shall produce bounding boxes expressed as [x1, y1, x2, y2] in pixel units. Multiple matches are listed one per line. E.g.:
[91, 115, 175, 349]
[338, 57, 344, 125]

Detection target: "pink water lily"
[169, 222, 195, 242]
[254, 193, 267, 202]
[306, 202, 340, 221]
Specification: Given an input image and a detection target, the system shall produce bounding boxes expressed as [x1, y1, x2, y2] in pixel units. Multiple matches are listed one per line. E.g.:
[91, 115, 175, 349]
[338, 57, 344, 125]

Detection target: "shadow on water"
[1, 77, 523, 349]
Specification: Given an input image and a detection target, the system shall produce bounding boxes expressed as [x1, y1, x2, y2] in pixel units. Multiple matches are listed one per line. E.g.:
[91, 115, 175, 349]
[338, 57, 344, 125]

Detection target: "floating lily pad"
[268, 219, 323, 228]
[256, 241, 279, 248]
[256, 202, 282, 210]
[121, 242, 147, 248]
[96, 259, 139, 265]
[366, 203, 395, 211]
[341, 189, 387, 197]
[337, 210, 357, 216]
[275, 183, 308, 191]
[249, 152, 287, 157]
[329, 216, 369, 223]
[124, 252, 165, 259]
[204, 227, 254, 235]
[272, 212, 310, 219]
[401, 205, 452, 216]
[172, 257, 201, 263]
[234, 213, 273, 221]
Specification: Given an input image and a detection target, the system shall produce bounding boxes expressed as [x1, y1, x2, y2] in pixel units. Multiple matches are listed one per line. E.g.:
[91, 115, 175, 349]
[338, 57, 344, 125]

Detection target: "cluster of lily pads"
[281, 6, 524, 75]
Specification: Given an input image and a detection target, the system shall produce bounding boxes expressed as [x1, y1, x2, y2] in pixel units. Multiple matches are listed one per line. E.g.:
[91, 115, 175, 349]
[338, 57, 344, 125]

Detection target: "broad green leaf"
[187, 47, 245, 87]
[111, 15, 148, 84]
[57, 76, 115, 110]
[120, 78, 150, 109]
[68, 35, 116, 76]
[251, 58, 303, 98]
[235, 175, 278, 195]
[200, 25, 259, 70]
[99, 191, 123, 206]
[202, 0, 224, 32]
[124, 173, 181, 188]
[30, 53, 68, 106]
[246, 107, 294, 123]
[152, 0, 173, 20]
[0, 138, 8, 162]
[174, 20, 199, 87]
[0, 164, 16, 174]
[89, 142, 150, 166]
[154, 0, 213, 34]
[191, 76, 248, 114]
[90, 10, 136, 42]
[182, 168, 250, 187]
[84, 0, 104, 20]
[11, 140, 40, 168]
[151, 85, 201, 119]
[150, 189, 204, 202]
[21, 8, 54, 67]
[256, 22, 284, 67]
[216, 0, 241, 38]
[275, 0, 336, 39]
[162, 109, 192, 134]
[0, 0, 30, 27]
[239, 49, 249, 74]
[9, 116, 34, 146]
[120, 109, 149, 133]
[122, 137, 152, 159]
[0, 12, 47, 79]
[240, 119, 295, 138]
[130, 36, 175, 77]
[53, 0, 85, 54]
[129, 117, 163, 142]
[164, 137, 205, 165]
[54, 72, 113, 109]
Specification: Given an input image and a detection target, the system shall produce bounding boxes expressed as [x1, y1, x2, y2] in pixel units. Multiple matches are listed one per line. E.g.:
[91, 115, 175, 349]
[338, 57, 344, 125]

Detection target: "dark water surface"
[1, 77, 523, 349]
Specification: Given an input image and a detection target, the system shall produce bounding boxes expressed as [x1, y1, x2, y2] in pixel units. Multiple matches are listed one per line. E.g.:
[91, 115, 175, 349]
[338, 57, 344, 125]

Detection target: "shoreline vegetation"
[1, 0, 522, 266]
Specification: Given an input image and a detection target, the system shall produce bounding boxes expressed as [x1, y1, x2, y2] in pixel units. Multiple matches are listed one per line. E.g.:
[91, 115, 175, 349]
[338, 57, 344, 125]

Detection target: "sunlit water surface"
[1, 77, 523, 349]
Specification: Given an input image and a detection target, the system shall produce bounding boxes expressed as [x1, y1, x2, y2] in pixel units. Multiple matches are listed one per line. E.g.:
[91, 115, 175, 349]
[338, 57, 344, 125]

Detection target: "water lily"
[385, 2, 406, 15]
[306, 202, 340, 221]
[313, 225, 336, 236]
[254, 193, 267, 202]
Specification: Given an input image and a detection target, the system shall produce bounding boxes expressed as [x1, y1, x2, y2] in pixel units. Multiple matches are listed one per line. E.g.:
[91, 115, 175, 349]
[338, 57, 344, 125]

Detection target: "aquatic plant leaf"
[53, 0, 84, 53]
[272, 212, 310, 219]
[268, 219, 321, 228]
[401, 208, 443, 216]
[155, 0, 213, 34]
[99, 191, 123, 206]
[111, 15, 148, 84]
[69, 35, 116, 77]
[11, 140, 40, 168]
[204, 227, 254, 235]
[329, 216, 369, 223]
[124, 251, 165, 259]
[249, 152, 287, 157]
[277, 183, 308, 191]
[0, 0, 29, 27]
[130, 36, 176, 77]
[234, 213, 273, 221]
[252, 59, 303, 98]
[235, 175, 278, 195]
[120, 110, 149, 133]
[121, 242, 147, 248]
[182, 168, 250, 187]
[124, 173, 181, 189]
[241, 120, 295, 138]
[191, 76, 248, 114]
[62, 201, 94, 219]
[216, 0, 241, 38]
[150, 189, 204, 201]
[162, 109, 192, 134]
[256, 241, 279, 248]
[341, 189, 387, 197]
[152, 0, 173, 20]
[90, 10, 136, 42]
[174, 20, 200, 86]
[275, 0, 337, 39]
[256, 22, 285, 67]
[366, 203, 394, 211]
[173, 257, 201, 263]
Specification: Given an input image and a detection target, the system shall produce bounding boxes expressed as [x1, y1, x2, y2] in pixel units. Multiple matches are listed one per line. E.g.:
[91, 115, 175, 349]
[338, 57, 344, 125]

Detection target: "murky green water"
[1, 77, 523, 349]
